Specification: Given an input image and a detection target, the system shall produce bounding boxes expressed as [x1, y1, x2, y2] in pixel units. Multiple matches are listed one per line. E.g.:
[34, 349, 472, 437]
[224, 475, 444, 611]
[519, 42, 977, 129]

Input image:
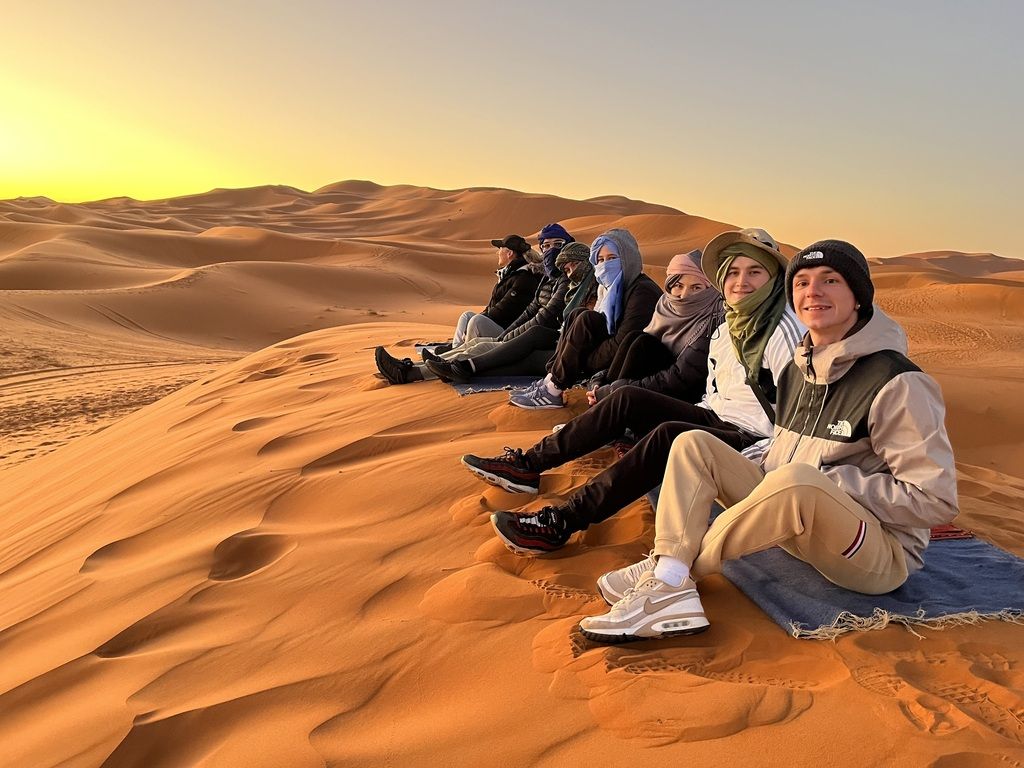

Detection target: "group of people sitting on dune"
[374, 223, 959, 645]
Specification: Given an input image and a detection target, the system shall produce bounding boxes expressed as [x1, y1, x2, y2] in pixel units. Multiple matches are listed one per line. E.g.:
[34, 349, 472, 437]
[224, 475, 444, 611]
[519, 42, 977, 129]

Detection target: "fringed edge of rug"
[455, 384, 521, 397]
[790, 608, 1024, 641]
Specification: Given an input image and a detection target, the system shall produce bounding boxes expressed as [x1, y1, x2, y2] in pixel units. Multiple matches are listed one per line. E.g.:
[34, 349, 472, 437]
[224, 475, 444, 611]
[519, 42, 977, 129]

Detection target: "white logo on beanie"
[802, 251, 824, 261]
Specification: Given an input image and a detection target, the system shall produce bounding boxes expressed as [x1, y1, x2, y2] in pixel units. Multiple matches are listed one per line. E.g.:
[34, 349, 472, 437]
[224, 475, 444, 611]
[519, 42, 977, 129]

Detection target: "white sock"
[543, 373, 562, 396]
[654, 556, 690, 587]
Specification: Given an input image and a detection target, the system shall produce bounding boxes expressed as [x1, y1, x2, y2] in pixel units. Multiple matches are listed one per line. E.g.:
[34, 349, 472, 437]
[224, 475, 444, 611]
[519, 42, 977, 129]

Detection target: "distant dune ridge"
[1, 182, 1023, 766]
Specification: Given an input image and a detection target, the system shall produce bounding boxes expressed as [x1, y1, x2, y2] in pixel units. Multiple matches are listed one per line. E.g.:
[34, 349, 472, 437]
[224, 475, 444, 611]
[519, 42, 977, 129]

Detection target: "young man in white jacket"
[580, 240, 959, 644]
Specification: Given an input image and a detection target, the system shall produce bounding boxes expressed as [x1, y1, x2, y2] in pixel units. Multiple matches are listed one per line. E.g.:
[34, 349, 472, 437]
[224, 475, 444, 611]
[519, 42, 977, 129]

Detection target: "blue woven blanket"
[721, 538, 1024, 638]
[645, 489, 1024, 638]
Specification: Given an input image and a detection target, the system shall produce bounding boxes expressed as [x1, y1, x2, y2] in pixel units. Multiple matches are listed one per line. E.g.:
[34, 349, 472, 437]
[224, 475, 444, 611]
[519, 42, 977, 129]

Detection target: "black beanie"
[785, 239, 874, 318]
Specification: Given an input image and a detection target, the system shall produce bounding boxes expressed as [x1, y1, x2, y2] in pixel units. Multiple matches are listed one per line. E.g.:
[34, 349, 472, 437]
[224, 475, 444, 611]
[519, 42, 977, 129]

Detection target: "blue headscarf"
[591, 235, 624, 333]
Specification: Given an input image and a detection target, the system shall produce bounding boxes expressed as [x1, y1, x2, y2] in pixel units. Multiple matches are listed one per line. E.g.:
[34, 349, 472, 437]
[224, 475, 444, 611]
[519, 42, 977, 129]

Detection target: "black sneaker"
[424, 358, 473, 384]
[433, 342, 454, 355]
[491, 507, 573, 554]
[421, 347, 444, 363]
[374, 346, 414, 385]
[461, 447, 540, 493]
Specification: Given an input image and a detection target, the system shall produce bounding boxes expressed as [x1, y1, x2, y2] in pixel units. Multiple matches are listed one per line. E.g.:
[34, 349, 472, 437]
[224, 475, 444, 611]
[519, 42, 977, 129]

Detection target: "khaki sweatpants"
[654, 431, 909, 595]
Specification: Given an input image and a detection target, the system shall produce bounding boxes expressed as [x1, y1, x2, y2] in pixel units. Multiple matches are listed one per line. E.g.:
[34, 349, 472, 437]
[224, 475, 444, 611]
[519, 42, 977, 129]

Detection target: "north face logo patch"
[828, 420, 852, 437]
[801, 251, 824, 261]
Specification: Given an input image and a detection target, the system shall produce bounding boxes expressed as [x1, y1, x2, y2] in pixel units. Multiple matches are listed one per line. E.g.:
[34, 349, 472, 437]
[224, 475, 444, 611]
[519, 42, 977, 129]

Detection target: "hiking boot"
[424, 358, 473, 384]
[490, 507, 575, 554]
[374, 346, 414, 385]
[461, 447, 540, 494]
[508, 380, 564, 409]
[596, 552, 655, 604]
[580, 573, 709, 644]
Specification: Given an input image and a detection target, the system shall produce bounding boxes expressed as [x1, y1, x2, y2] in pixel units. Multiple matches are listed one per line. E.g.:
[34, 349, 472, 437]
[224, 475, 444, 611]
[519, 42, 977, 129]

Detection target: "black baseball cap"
[490, 234, 531, 256]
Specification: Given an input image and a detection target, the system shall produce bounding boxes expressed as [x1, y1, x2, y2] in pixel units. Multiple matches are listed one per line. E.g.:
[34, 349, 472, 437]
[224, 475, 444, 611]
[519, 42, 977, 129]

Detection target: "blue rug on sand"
[645, 489, 1024, 639]
[415, 344, 537, 396]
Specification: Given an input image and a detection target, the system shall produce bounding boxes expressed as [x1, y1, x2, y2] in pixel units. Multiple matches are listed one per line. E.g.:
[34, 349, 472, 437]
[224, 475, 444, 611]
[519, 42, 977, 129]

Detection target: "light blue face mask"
[594, 258, 622, 288]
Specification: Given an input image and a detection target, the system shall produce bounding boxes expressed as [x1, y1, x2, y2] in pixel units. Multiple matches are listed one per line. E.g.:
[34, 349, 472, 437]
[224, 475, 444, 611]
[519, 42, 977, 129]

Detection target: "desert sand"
[1, 181, 1022, 767]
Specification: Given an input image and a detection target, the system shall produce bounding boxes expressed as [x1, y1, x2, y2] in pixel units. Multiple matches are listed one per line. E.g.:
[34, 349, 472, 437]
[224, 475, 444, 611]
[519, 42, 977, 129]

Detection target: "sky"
[1, 0, 1021, 257]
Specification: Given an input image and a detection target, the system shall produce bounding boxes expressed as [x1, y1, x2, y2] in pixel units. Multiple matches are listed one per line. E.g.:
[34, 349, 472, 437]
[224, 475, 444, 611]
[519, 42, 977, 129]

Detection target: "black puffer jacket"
[482, 255, 540, 329]
[500, 272, 570, 341]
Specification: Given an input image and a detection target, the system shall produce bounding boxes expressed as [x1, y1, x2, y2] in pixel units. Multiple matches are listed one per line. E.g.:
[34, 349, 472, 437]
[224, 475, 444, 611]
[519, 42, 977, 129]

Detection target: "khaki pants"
[654, 431, 909, 595]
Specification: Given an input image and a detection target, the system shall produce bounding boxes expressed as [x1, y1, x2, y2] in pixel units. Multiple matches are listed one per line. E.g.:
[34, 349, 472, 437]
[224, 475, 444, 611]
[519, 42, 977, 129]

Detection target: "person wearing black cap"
[474, 234, 543, 337]
[374, 234, 540, 384]
[579, 239, 958, 644]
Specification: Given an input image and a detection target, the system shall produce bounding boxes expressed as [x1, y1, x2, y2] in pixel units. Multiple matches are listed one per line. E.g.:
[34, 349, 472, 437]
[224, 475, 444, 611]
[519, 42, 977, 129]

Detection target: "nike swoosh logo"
[643, 591, 698, 615]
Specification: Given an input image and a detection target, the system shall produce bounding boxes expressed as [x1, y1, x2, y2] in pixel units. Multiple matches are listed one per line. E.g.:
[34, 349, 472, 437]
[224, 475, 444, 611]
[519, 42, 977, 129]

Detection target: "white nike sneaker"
[596, 552, 656, 605]
[580, 572, 709, 644]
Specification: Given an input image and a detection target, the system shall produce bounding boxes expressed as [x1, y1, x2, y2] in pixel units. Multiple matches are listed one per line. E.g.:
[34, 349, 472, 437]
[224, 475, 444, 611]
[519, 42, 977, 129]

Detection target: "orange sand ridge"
[1, 182, 1022, 766]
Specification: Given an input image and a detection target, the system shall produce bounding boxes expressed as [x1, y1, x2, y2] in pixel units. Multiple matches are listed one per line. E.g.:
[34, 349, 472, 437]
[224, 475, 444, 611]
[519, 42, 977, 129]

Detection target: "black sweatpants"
[523, 385, 759, 527]
[468, 325, 559, 376]
[547, 308, 610, 389]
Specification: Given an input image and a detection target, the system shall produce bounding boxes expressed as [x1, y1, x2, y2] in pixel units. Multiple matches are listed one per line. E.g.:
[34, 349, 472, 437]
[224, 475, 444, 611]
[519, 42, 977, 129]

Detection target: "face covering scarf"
[542, 243, 565, 278]
[717, 245, 786, 385]
[595, 258, 624, 333]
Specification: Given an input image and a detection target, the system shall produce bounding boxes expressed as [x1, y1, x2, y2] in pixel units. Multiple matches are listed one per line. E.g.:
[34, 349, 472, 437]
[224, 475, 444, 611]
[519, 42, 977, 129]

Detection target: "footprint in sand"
[93, 605, 219, 659]
[208, 530, 296, 581]
[846, 633, 1024, 743]
[530, 617, 817, 744]
[231, 414, 286, 432]
[930, 754, 1024, 768]
[298, 416, 450, 475]
[242, 366, 289, 383]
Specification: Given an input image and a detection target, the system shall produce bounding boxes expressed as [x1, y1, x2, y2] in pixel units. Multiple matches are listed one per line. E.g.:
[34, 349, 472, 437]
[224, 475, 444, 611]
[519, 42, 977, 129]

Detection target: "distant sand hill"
[1, 182, 1022, 766]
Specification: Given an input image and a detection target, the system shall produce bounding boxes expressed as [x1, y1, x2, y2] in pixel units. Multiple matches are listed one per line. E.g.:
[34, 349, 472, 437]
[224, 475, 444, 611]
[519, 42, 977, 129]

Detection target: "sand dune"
[1, 182, 1023, 766]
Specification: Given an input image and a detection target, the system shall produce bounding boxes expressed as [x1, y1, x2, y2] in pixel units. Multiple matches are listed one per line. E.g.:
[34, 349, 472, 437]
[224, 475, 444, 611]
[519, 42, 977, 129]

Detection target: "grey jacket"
[763, 308, 958, 572]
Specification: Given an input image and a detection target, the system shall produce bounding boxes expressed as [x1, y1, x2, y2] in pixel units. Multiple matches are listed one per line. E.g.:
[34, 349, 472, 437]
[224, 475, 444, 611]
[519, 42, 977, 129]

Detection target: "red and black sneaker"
[461, 448, 540, 493]
[491, 507, 573, 554]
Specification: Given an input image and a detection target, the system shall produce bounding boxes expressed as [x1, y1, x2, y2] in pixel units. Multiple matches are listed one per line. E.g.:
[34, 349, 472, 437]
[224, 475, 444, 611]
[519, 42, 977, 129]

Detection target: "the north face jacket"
[763, 307, 959, 572]
[482, 255, 541, 329]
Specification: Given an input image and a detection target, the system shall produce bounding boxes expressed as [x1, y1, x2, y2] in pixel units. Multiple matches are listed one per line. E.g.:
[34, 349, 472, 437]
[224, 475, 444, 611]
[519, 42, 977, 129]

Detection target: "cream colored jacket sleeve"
[820, 371, 959, 529]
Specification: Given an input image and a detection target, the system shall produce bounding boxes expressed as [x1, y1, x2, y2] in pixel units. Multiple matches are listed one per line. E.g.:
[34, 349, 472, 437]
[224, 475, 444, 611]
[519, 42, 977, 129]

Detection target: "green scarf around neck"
[717, 244, 787, 385]
[562, 264, 596, 321]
